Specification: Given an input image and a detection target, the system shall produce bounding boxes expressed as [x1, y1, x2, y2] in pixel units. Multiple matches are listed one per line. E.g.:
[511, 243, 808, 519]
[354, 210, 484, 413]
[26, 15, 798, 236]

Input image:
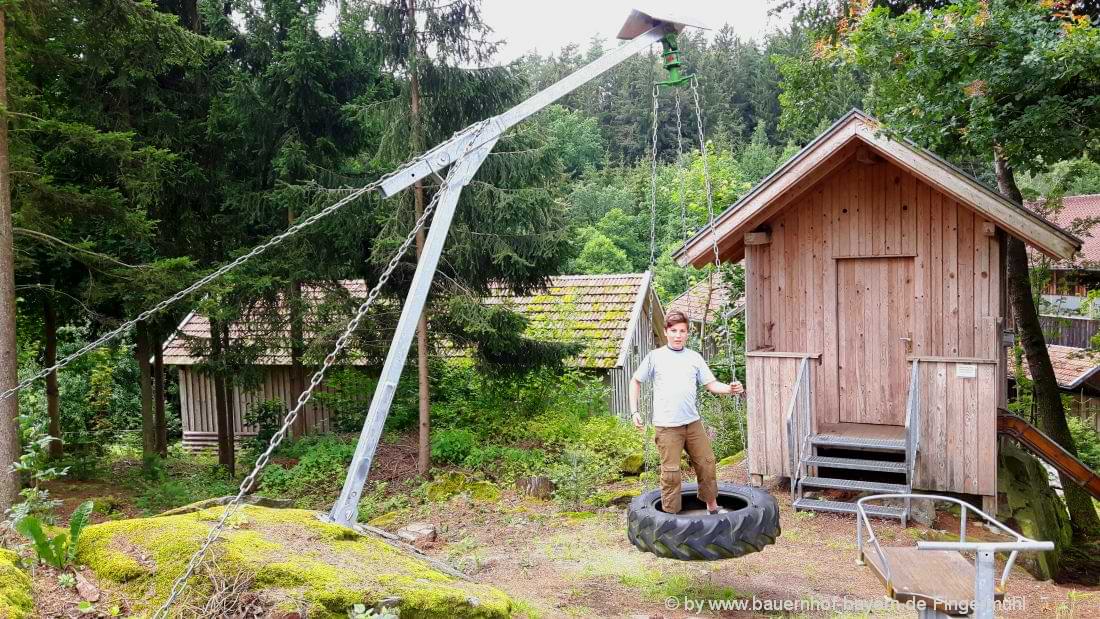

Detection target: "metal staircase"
[788, 362, 921, 525]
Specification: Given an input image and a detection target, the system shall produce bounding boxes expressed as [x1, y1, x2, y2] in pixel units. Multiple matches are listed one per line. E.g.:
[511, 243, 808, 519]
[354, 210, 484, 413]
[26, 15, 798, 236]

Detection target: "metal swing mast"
[328, 9, 704, 526]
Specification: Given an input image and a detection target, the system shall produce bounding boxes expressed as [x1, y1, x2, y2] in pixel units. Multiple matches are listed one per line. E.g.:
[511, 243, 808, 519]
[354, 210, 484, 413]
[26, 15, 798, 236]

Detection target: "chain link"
[689, 75, 747, 449]
[648, 84, 661, 268]
[674, 92, 688, 243]
[151, 120, 490, 618]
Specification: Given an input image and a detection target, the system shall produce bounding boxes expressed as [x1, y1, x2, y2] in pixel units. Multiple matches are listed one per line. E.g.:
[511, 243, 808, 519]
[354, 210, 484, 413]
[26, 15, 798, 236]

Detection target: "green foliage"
[15, 500, 93, 569]
[355, 481, 411, 524]
[243, 399, 287, 456]
[5, 412, 67, 526]
[548, 449, 606, 510]
[1068, 416, 1100, 473]
[698, 394, 746, 461]
[430, 429, 478, 466]
[258, 435, 358, 505]
[461, 446, 548, 483]
[572, 231, 632, 275]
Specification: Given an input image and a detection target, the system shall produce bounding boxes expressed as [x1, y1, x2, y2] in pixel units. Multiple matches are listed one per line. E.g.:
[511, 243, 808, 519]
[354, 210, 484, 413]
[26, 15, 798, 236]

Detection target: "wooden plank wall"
[914, 360, 998, 495]
[179, 366, 339, 449]
[610, 294, 662, 418]
[744, 156, 1006, 493]
[746, 354, 802, 478]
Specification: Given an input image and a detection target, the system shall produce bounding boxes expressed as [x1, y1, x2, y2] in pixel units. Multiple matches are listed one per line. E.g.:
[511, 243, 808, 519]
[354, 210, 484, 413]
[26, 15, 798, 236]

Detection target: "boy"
[629, 310, 744, 514]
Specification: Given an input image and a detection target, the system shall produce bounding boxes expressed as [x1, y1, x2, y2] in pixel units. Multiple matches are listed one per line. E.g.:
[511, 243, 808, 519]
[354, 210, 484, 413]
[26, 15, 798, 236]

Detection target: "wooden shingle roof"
[484, 273, 664, 369]
[1010, 344, 1100, 390]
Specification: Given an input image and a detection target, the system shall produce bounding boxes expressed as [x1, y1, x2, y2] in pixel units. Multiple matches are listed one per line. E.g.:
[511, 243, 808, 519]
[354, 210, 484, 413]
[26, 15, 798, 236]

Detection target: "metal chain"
[674, 92, 688, 242]
[152, 123, 489, 618]
[689, 75, 747, 451]
[648, 83, 660, 268]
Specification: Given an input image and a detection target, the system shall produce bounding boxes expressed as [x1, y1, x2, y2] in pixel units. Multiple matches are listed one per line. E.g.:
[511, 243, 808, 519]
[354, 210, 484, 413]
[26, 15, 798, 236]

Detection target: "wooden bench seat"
[863, 547, 1004, 615]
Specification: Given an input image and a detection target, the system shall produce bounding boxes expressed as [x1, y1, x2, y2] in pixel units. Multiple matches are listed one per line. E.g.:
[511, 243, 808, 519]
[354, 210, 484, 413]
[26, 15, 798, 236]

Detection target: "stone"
[997, 441, 1073, 580]
[466, 481, 501, 503]
[76, 506, 510, 618]
[75, 569, 100, 602]
[718, 451, 746, 468]
[425, 472, 468, 502]
[591, 487, 641, 508]
[619, 453, 644, 476]
[397, 522, 438, 545]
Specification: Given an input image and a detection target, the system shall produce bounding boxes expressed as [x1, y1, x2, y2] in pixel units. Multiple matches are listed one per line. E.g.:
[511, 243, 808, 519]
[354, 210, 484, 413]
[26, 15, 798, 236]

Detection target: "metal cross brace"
[328, 14, 698, 526]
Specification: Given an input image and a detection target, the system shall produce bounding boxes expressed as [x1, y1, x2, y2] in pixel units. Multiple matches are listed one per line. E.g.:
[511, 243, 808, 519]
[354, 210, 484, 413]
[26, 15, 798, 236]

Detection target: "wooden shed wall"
[609, 295, 662, 418]
[743, 157, 1007, 494]
[178, 366, 337, 449]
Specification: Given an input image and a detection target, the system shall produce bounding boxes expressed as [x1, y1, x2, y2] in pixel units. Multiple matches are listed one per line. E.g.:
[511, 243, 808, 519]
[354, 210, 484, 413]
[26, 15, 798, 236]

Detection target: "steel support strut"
[328, 20, 686, 527]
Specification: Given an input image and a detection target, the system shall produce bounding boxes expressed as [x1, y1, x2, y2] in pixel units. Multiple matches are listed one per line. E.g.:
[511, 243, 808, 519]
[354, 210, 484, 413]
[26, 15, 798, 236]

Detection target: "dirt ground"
[23, 456, 1100, 618]
[404, 460, 1100, 619]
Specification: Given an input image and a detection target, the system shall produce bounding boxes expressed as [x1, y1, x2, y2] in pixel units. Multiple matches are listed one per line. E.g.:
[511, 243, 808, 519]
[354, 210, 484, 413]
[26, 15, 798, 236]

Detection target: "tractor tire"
[627, 482, 780, 561]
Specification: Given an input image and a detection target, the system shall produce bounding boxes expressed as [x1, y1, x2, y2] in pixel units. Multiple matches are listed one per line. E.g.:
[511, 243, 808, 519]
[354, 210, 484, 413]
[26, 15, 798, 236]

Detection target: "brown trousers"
[654, 419, 718, 514]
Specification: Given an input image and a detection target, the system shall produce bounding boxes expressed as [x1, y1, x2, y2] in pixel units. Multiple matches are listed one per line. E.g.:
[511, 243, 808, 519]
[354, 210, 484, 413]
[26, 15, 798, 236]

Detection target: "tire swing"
[626, 34, 779, 561]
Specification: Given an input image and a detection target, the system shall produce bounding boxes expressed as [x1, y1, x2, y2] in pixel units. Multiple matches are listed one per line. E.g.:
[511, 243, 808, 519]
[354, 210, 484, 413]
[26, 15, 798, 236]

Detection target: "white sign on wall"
[956, 364, 977, 379]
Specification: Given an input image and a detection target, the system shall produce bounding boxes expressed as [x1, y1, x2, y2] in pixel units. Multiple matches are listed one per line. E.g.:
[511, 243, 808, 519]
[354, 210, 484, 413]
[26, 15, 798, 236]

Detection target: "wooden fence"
[1040, 314, 1100, 348]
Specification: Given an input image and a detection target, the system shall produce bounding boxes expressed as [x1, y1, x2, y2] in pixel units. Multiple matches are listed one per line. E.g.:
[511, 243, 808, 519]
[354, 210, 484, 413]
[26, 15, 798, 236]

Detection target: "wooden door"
[837, 257, 913, 425]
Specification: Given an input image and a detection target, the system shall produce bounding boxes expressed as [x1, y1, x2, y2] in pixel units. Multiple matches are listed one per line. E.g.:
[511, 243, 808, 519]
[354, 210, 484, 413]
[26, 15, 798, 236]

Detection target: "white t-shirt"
[632, 345, 717, 427]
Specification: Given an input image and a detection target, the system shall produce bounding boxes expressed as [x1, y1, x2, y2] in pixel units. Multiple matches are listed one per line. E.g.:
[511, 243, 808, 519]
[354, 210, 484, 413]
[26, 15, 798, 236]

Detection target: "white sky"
[480, 1, 794, 62]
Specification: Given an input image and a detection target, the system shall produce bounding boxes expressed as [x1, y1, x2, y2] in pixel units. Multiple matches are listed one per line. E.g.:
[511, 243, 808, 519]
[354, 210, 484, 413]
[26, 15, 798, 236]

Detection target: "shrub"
[549, 449, 607, 510]
[356, 481, 411, 523]
[430, 428, 477, 465]
[312, 368, 419, 433]
[243, 398, 286, 456]
[462, 445, 548, 482]
[258, 434, 356, 502]
[698, 393, 746, 461]
[134, 463, 238, 515]
[15, 500, 93, 569]
[1068, 416, 1100, 472]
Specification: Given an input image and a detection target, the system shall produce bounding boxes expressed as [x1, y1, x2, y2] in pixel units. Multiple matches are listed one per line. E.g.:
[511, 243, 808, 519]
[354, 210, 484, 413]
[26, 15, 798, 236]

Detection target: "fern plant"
[15, 500, 94, 569]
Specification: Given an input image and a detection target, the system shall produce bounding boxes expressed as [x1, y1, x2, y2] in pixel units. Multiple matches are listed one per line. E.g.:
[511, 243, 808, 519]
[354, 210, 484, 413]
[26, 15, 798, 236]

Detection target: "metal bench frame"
[856, 493, 1053, 619]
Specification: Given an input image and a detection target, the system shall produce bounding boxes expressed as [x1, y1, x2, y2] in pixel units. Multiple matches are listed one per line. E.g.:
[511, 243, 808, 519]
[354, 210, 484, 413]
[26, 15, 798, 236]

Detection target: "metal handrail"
[904, 360, 920, 483]
[856, 493, 1053, 617]
[785, 357, 811, 499]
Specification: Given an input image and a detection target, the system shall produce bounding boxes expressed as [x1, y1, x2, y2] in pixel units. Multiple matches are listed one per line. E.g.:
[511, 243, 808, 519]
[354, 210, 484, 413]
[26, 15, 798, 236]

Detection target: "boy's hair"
[664, 311, 689, 329]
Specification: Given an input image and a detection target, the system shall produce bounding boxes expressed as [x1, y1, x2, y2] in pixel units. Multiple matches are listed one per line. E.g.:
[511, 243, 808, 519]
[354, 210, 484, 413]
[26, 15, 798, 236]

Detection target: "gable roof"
[163, 274, 665, 371]
[1026, 194, 1100, 269]
[674, 110, 1081, 267]
[1010, 344, 1100, 391]
[667, 275, 742, 324]
[483, 273, 665, 369]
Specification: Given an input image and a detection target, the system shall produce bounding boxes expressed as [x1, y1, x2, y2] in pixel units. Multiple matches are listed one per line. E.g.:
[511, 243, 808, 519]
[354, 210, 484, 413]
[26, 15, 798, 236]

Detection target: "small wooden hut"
[675, 110, 1081, 519]
[164, 274, 665, 448]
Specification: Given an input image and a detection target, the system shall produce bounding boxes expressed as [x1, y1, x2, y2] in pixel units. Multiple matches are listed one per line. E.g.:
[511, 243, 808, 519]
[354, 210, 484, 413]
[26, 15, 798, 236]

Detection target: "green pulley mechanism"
[656, 32, 693, 87]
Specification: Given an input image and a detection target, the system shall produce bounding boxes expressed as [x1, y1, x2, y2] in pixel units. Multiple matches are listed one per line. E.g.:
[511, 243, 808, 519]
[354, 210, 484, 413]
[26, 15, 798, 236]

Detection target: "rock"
[425, 471, 468, 502]
[515, 476, 554, 499]
[718, 451, 746, 468]
[997, 441, 1073, 580]
[879, 496, 935, 527]
[0, 549, 33, 619]
[76, 506, 511, 618]
[619, 453, 645, 476]
[397, 522, 438, 545]
[368, 511, 401, 528]
[591, 487, 641, 508]
[466, 481, 501, 503]
[75, 569, 100, 602]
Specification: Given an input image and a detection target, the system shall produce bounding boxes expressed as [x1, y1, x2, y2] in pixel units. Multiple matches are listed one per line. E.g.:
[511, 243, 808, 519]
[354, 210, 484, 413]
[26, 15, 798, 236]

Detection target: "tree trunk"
[136, 322, 156, 465]
[221, 321, 235, 476]
[995, 152, 1100, 539]
[408, 0, 431, 475]
[44, 300, 62, 460]
[210, 318, 235, 476]
[153, 326, 167, 457]
[0, 8, 22, 513]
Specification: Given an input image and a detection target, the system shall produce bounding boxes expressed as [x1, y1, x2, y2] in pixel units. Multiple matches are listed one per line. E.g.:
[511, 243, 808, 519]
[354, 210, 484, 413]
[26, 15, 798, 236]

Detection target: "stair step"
[799, 476, 909, 494]
[802, 455, 907, 474]
[793, 497, 907, 520]
[811, 434, 906, 451]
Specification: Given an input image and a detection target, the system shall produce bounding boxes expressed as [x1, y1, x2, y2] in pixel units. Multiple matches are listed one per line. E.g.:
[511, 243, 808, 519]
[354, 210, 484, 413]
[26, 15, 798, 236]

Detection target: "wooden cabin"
[675, 110, 1081, 520]
[163, 274, 665, 448]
